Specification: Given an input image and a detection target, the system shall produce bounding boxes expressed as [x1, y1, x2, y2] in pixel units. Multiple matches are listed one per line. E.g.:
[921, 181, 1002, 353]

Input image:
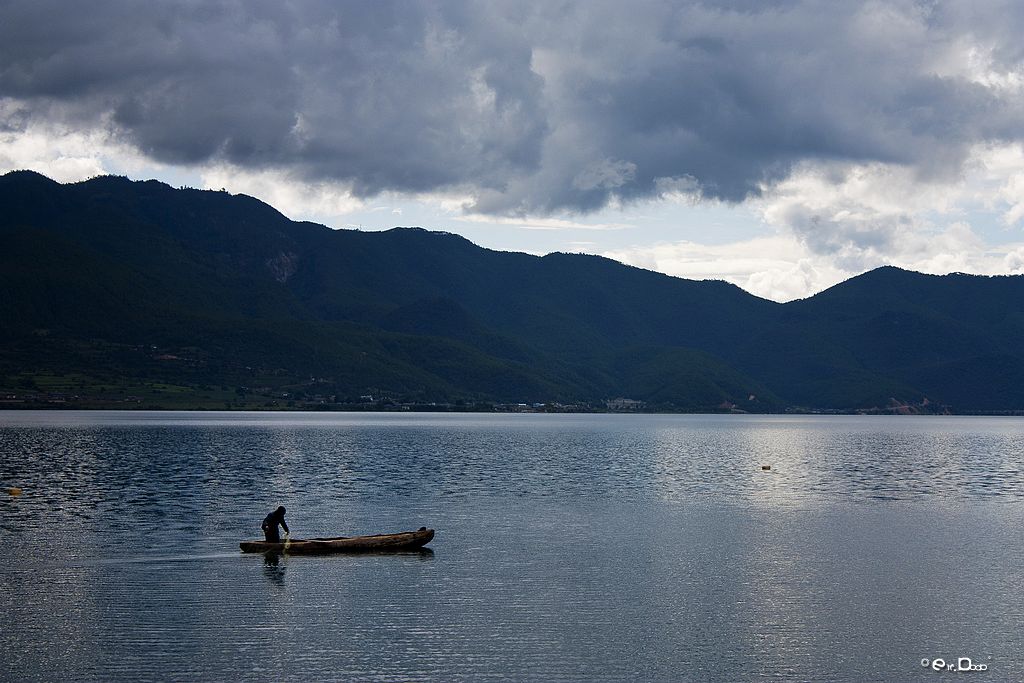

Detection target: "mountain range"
[3, 170, 1024, 413]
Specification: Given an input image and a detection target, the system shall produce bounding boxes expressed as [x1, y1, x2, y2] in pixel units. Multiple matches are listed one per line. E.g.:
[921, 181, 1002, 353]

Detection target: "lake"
[2, 411, 1022, 681]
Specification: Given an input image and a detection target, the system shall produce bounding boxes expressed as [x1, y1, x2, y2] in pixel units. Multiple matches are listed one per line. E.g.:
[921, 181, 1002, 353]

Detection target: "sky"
[4, 0, 1024, 301]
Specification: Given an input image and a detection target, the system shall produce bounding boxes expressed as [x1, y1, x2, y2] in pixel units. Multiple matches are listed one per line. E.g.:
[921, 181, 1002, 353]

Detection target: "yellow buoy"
[7, 487, 22, 496]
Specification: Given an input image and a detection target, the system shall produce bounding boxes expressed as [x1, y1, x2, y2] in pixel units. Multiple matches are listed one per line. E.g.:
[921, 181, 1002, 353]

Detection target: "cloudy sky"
[4, 1, 1024, 301]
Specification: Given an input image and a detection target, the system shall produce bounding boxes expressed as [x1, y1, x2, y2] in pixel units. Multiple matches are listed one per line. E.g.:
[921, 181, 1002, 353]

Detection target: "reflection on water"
[2, 411, 1024, 681]
[262, 552, 286, 587]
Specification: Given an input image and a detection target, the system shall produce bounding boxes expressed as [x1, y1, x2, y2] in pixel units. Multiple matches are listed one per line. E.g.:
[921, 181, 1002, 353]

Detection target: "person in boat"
[261, 505, 289, 543]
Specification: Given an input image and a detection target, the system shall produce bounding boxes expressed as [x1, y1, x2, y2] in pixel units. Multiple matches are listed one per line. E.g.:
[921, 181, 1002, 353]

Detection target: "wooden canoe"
[240, 527, 434, 554]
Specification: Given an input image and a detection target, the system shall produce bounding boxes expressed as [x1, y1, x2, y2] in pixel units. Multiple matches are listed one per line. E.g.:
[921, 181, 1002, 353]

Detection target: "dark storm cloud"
[2, 0, 1023, 214]
[0, 1, 547, 193]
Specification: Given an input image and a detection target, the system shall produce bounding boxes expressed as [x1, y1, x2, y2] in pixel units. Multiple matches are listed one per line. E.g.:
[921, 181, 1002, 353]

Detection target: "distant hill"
[2, 170, 1022, 413]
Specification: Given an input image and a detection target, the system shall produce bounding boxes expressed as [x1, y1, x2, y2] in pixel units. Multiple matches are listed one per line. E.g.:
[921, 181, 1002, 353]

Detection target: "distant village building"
[606, 397, 644, 412]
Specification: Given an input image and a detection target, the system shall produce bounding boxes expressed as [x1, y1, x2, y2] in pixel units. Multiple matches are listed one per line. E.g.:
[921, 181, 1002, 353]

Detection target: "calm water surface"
[2, 412, 1023, 681]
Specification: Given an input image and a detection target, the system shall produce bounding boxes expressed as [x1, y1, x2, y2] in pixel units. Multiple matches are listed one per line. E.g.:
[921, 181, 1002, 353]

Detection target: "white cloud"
[0, 128, 106, 182]
[654, 175, 703, 204]
[735, 146, 1024, 295]
[929, 35, 1024, 93]
[0, 102, 156, 181]
[1003, 246, 1024, 272]
[973, 144, 1024, 225]
[199, 166, 364, 222]
[605, 226, 1024, 303]
[604, 234, 849, 302]
[756, 160, 961, 267]
[0, 111, 367, 226]
[455, 213, 632, 232]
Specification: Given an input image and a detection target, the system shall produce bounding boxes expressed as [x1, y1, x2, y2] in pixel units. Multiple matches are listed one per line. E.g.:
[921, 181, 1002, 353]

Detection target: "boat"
[240, 527, 434, 555]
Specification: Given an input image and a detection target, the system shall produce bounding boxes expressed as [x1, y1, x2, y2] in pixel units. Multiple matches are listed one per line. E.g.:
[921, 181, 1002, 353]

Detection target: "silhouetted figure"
[262, 505, 289, 542]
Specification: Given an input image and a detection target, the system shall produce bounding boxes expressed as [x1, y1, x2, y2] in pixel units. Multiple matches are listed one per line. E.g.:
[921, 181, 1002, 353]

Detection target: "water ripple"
[2, 411, 1024, 681]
